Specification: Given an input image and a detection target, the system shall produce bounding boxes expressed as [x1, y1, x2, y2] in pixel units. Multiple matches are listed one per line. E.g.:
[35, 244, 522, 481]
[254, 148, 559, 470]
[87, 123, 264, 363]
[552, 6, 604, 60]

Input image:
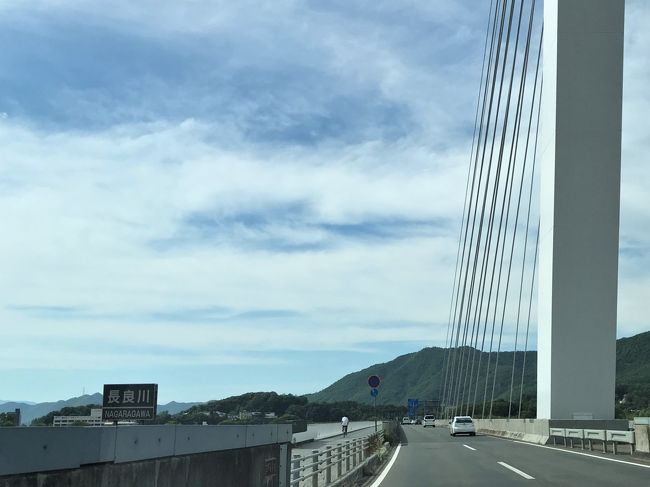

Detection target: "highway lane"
[376, 424, 650, 486]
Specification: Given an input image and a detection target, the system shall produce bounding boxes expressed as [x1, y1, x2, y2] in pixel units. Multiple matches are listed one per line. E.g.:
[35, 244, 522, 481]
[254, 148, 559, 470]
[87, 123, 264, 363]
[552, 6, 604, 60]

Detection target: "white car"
[422, 415, 436, 428]
[402, 417, 411, 425]
[450, 416, 475, 436]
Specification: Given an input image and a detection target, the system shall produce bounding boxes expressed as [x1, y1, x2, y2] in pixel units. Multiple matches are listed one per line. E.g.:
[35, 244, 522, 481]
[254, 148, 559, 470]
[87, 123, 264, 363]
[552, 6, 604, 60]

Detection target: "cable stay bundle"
[440, 0, 544, 419]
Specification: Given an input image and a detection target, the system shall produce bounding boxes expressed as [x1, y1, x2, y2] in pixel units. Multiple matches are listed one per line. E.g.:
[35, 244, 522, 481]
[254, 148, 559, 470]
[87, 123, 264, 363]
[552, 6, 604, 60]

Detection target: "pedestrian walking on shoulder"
[341, 416, 349, 437]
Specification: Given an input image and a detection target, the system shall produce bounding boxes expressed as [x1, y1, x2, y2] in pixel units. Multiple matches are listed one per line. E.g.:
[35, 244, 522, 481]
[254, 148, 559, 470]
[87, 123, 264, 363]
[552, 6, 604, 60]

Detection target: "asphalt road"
[376, 424, 650, 486]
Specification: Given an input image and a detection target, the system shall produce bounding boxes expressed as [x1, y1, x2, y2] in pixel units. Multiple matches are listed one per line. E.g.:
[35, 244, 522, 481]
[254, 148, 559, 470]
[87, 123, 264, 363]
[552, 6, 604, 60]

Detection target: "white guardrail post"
[357, 438, 363, 464]
[549, 428, 566, 446]
[584, 429, 606, 452]
[325, 446, 332, 484]
[565, 428, 584, 449]
[311, 450, 319, 487]
[606, 430, 635, 455]
[292, 454, 301, 486]
[336, 443, 342, 478]
[345, 441, 351, 472]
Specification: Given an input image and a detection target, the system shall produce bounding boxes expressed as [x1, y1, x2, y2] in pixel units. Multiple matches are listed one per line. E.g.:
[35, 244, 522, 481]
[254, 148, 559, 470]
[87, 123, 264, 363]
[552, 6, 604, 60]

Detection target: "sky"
[0, 0, 649, 404]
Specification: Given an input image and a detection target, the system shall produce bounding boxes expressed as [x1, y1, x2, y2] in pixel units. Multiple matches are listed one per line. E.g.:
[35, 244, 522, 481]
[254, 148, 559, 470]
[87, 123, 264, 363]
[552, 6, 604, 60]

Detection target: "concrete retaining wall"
[0, 443, 284, 487]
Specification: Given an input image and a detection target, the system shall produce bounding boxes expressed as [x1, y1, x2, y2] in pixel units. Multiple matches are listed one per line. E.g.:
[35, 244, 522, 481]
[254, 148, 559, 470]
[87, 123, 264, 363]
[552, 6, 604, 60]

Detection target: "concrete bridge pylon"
[538, 0, 625, 420]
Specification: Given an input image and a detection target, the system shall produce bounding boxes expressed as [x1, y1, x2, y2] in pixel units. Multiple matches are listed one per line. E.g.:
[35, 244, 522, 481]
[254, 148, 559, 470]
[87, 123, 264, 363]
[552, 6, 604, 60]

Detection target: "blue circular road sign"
[370, 388, 379, 397]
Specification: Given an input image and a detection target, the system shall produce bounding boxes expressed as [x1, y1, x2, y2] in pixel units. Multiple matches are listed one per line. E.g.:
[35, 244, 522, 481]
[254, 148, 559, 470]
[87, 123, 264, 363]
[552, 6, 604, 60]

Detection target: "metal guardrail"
[549, 427, 634, 454]
[290, 430, 384, 487]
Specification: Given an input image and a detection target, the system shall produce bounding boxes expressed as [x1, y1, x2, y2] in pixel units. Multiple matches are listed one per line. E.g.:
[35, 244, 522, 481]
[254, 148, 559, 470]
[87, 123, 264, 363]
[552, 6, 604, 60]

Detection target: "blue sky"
[1, 0, 649, 403]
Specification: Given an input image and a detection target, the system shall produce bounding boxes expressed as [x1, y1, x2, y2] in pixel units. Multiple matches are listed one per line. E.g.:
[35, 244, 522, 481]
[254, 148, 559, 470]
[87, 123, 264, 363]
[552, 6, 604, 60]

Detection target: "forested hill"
[308, 346, 536, 406]
[309, 330, 650, 415]
[615, 330, 650, 413]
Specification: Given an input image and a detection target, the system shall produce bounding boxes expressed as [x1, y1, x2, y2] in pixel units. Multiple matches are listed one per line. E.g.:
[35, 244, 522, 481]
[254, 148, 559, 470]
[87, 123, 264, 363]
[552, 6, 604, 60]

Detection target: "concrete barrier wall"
[473, 419, 550, 444]
[0, 443, 284, 487]
[291, 430, 316, 444]
[634, 424, 650, 453]
[0, 424, 292, 477]
[381, 421, 400, 444]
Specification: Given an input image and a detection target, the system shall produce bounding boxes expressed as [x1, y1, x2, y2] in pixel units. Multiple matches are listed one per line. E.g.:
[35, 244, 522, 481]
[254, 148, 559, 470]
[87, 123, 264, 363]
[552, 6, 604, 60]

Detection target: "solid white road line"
[498, 461, 535, 480]
[368, 444, 402, 487]
[463, 444, 477, 451]
[512, 440, 650, 469]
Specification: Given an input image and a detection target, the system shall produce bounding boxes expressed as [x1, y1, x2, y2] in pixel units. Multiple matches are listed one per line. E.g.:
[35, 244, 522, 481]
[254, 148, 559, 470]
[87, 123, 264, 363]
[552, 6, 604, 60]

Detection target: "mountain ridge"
[0, 393, 200, 425]
[309, 330, 650, 414]
[4, 331, 648, 424]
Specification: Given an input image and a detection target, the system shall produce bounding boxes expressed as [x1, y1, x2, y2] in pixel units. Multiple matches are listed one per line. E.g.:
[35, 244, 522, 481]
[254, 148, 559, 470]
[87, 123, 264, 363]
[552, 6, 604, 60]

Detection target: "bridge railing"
[549, 427, 635, 454]
[290, 429, 384, 487]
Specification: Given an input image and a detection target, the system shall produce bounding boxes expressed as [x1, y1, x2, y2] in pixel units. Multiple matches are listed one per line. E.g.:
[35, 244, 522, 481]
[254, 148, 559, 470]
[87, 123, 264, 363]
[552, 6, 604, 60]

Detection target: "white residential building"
[53, 408, 103, 427]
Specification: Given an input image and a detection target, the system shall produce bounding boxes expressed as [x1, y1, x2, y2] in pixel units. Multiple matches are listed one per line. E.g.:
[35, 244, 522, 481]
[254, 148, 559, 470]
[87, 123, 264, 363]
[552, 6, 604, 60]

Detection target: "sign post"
[102, 384, 158, 422]
[368, 376, 381, 432]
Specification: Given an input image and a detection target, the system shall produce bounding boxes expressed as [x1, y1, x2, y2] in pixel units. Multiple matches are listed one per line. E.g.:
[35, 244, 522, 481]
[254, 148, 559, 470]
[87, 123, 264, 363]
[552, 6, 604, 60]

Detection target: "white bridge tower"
[538, 0, 625, 419]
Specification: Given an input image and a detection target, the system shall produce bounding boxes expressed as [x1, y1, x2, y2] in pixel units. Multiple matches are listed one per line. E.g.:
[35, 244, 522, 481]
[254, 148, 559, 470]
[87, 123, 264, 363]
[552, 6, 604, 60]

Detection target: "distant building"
[53, 408, 103, 427]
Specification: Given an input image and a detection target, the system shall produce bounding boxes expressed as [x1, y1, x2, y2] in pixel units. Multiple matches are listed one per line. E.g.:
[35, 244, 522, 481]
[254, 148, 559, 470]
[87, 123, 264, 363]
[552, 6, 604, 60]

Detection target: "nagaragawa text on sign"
[102, 383, 158, 422]
[103, 408, 155, 420]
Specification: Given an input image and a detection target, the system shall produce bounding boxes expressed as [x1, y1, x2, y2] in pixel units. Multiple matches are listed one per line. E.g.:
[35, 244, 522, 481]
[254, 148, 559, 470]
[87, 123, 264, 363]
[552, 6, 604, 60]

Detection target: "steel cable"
[474, 0, 520, 418]
[443, 0, 543, 419]
[518, 220, 540, 418]
[442, 0, 506, 416]
[448, 0, 512, 415]
[487, 0, 538, 418]
[507, 26, 543, 419]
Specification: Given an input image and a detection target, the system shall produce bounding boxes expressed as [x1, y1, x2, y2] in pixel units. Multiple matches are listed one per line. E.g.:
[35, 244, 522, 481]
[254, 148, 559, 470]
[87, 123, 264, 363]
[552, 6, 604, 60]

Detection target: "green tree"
[0, 412, 18, 427]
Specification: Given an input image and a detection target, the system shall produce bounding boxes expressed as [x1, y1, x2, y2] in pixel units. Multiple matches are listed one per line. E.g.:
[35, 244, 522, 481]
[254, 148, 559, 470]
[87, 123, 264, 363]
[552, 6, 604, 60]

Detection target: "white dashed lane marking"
[498, 461, 535, 480]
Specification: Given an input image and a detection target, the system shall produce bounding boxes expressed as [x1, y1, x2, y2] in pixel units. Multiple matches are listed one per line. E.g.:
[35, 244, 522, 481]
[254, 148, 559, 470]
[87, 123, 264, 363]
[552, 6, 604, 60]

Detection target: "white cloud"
[0, 0, 647, 401]
[0, 117, 464, 371]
